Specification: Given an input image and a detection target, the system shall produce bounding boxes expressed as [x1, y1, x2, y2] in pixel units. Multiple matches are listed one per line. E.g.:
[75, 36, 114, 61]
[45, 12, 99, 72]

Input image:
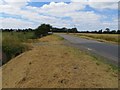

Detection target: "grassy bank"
[2, 32, 36, 64]
[3, 34, 118, 88]
[74, 33, 119, 44]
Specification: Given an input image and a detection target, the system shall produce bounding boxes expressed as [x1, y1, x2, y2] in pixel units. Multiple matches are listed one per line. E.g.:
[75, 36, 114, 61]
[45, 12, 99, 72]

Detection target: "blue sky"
[27, 2, 50, 7]
[0, 0, 118, 31]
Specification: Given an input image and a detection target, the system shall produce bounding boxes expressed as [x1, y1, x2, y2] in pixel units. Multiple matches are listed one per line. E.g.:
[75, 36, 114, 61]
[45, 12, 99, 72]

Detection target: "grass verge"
[2, 34, 118, 88]
[73, 33, 119, 44]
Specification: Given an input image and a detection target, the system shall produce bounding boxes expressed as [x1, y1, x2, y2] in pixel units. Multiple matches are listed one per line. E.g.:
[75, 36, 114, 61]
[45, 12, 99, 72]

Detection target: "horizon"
[0, 0, 119, 31]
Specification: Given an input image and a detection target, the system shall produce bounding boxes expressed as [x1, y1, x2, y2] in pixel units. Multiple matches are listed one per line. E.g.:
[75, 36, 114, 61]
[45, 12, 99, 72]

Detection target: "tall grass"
[2, 32, 36, 64]
[76, 33, 119, 44]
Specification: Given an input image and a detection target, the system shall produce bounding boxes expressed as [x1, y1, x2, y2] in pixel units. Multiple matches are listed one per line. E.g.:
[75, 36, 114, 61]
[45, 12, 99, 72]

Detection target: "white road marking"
[87, 48, 92, 51]
[97, 42, 102, 43]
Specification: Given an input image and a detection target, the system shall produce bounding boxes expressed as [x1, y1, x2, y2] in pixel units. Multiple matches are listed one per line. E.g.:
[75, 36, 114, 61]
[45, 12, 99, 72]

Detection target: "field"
[2, 34, 118, 88]
[74, 33, 119, 44]
[2, 32, 36, 64]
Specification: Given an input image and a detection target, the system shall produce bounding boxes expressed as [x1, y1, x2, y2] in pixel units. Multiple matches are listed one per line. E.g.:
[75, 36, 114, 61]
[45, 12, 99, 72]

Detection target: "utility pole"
[67, 28, 69, 34]
[74, 25, 76, 35]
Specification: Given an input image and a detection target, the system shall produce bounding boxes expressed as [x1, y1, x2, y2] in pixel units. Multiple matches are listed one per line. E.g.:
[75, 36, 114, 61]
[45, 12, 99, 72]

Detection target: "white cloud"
[3, 0, 30, 7]
[0, 0, 4, 5]
[41, 2, 68, 9]
[71, 0, 118, 10]
[39, 2, 86, 17]
[0, 4, 21, 15]
[71, 0, 119, 2]
[0, 17, 36, 29]
[88, 2, 118, 10]
[4, 0, 30, 2]
[67, 11, 101, 22]
[0, 1, 118, 30]
[88, 0, 119, 2]
[66, 11, 105, 30]
[71, 0, 88, 2]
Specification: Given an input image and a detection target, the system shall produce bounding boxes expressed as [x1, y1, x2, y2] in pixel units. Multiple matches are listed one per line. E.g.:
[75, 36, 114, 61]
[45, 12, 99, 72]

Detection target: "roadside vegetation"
[1, 24, 119, 65]
[2, 32, 36, 64]
[2, 24, 53, 65]
[3, 34, 118, 88]
[74, 33, 119, 44]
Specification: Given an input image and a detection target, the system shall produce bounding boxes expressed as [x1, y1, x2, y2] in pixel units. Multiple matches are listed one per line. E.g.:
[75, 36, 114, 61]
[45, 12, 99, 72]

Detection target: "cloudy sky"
[0, 0, 119, 31]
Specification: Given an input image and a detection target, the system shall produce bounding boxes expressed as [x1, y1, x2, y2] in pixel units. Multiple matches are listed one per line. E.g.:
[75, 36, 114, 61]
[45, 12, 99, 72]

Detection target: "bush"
[35, 24, 52, 38]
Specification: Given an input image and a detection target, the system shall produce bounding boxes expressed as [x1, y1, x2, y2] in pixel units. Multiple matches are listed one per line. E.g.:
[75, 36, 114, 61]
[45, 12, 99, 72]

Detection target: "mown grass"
[2, 32, 36, 64]
[75, 33, 119, 44]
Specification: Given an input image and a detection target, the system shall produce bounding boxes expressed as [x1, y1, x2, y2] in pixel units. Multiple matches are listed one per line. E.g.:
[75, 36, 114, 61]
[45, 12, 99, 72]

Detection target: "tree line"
[78, 28, 120, 34]
[1, 24, 120, 37]
[1, 24, 78, 38]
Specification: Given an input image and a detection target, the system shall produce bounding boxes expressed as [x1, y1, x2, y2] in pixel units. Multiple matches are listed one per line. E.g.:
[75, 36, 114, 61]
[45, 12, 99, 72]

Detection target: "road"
[57, 33, 119, 65]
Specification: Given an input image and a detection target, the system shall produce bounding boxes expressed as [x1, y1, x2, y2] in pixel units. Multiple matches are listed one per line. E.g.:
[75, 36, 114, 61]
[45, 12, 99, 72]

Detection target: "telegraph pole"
[74, 25, 76, 35]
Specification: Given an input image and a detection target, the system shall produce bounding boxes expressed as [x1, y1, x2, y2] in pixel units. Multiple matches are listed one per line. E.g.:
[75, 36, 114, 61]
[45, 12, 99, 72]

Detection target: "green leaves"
[34, 24, 52, 38]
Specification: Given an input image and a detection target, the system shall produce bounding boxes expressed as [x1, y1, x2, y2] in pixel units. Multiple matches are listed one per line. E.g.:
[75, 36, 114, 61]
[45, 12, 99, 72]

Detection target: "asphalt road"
[57, 33, 119, 65]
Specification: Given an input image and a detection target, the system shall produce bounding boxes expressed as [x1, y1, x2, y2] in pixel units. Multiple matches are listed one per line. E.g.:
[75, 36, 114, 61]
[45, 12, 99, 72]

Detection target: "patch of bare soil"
[2, 35, 118, 88]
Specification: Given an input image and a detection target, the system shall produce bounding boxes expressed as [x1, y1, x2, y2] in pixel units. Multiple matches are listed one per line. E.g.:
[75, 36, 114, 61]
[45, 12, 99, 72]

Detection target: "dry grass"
[38, 34, 64, 43]
[74, 33, 119, 44]
[2, 34, 118, 88]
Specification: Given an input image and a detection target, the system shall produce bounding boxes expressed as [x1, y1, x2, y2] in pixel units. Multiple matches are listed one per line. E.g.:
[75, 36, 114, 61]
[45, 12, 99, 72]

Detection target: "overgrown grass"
[75, 33, 119, 44]
[2, 32, 36, 64]
[2, 32, 36, 42]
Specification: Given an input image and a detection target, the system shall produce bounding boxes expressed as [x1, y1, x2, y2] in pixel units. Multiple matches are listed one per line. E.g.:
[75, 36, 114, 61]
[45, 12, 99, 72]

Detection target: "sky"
[0, 0, 119, 31]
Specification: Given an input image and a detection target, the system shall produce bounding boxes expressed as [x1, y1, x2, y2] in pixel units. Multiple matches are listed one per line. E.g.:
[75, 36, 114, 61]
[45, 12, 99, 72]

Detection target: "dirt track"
[2, 35, 118, 88]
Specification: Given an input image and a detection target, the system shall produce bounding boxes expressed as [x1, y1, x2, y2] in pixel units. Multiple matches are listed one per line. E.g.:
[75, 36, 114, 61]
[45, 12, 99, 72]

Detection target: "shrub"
[34, 24, 52, 38]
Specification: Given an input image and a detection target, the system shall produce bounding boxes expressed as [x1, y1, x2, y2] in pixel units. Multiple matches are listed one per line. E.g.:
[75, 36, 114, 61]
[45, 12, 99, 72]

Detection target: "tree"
[73, 28, 77, 33]
[98, 29, 102, 34]
[117, 30, 120, 34]
[110, 30, 116, 34]
[35, 24, 52, 38]
[105, 28, 110, 33]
